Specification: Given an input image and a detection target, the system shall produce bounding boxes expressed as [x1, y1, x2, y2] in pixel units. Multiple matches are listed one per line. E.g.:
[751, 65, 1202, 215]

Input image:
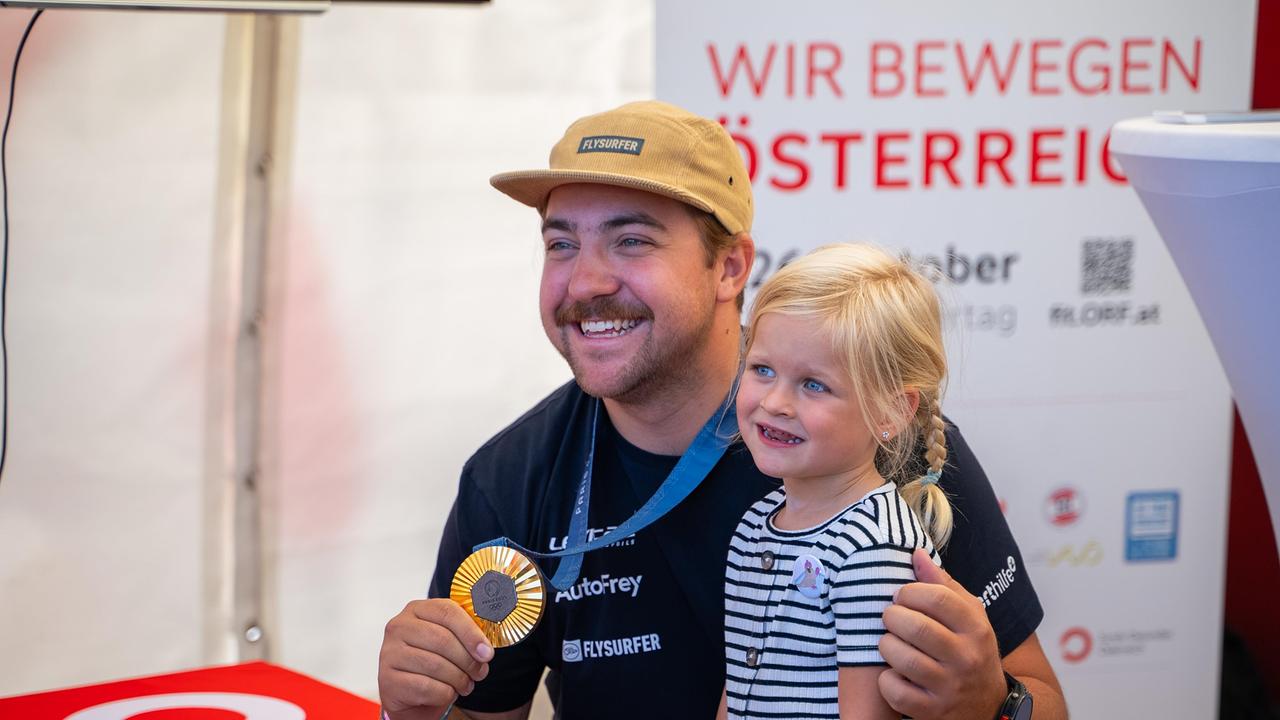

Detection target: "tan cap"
[491, 100, 753, 235]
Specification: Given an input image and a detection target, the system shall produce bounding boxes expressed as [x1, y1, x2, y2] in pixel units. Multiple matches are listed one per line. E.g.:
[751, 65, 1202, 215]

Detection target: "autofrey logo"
[1126, 490, 1179, 561]
[562, 639, 583, 663]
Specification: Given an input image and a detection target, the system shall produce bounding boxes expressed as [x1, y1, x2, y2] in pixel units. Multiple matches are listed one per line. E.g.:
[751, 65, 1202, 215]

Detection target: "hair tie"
[922, 468, 942, 486]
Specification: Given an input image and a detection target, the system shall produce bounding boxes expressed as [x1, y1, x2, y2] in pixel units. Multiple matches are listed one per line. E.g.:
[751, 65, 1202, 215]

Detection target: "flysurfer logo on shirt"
[562, 634, 662, 662]
[980, 555, 1019, 607]
[562, 640, 583, 662]
[554, 573, 643, 603]
[577, 135, 645, 155]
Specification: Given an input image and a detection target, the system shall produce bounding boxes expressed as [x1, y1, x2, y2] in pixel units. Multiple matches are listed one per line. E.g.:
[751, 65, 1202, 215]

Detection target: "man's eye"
[802, 379, 828, 393]
[619, 236, 651, 247]
[545, 240, 574, 253]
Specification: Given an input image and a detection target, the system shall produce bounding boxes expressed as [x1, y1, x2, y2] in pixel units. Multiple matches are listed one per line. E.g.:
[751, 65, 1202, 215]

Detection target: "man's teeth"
[580, 319, 640, 335]
[762, 426, 803, 444]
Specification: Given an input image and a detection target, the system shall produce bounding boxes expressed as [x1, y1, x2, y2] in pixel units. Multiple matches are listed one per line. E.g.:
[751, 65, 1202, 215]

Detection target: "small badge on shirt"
[791, 554, 827, 598]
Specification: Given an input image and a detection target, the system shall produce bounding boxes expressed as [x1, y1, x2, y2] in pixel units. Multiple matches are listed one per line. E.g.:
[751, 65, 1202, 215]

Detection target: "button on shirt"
[760, 551, 775, 571]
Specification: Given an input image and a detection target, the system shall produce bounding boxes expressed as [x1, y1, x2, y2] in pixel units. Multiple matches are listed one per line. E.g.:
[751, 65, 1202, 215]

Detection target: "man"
[379, 101, 1066, 720]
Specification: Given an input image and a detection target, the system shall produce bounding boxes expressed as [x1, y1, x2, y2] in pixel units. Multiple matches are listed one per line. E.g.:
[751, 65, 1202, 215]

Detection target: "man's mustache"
[555, 298, 654, 326]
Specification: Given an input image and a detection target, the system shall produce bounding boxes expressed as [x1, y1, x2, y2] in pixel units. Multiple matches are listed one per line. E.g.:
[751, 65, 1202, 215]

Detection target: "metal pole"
[205, 11, 298, 664]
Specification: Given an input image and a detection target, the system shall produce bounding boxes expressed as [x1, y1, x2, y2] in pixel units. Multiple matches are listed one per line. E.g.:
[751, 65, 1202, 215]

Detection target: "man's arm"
[877, 550, 1066, 720]
[1004, 633, 1066, 719]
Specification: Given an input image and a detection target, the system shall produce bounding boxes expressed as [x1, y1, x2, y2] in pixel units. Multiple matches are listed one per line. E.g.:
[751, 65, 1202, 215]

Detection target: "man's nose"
[566, 246, 620, 301]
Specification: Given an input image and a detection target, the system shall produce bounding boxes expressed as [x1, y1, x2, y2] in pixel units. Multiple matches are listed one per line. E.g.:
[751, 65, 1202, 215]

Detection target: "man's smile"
[577, 318, 643, 338]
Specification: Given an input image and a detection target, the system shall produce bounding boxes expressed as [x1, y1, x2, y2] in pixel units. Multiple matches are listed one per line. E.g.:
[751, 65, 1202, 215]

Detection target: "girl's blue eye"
[803, 379, 828, 393]
[752, 365, 775, 378]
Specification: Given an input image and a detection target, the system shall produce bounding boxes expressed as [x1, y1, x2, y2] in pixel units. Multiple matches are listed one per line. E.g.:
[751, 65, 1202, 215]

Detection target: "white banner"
[657, 2, 1254, 717]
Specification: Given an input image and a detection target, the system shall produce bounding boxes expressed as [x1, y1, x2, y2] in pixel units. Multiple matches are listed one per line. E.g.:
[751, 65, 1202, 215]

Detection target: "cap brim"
[490, 169, 716, 216]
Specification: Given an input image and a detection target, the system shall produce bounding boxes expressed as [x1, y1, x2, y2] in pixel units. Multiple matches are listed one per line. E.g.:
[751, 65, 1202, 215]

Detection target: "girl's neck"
[774, 461, 886, 531]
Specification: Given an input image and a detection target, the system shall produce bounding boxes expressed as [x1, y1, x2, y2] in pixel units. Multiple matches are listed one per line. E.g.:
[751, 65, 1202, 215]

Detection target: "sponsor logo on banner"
[1059, 625, 1174, 664]
[554, 573, 644, 603]
[1044, 486, 1085, 527]
[1060, 627, 1094, 663]
[548, 525, 636, 551]
[1049, 237, 1162, 328]
[563, 634, 663, 662]
[1030, 540, 1103, 568]
[1126, 491, 1180, 561]
[980, 555, 1019, 608]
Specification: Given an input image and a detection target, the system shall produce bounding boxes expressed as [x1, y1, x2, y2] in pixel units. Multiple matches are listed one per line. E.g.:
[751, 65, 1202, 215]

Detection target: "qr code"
[1081, 238, 1133, 295]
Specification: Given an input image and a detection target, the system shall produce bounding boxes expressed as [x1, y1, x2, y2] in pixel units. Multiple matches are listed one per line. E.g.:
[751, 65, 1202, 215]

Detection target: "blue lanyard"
[474, 384, 740, 592]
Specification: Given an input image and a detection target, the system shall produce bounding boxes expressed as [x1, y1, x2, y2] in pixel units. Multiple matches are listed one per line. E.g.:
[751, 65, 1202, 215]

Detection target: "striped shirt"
[724, 483, 941, 720]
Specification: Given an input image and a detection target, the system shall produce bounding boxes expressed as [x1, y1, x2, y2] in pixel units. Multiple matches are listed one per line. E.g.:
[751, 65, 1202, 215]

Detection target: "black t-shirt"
[429, 382, 1042, 719]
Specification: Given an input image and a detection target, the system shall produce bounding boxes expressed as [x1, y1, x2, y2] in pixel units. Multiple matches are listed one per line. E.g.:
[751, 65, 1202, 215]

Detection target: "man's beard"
[555, 296, 716, 405]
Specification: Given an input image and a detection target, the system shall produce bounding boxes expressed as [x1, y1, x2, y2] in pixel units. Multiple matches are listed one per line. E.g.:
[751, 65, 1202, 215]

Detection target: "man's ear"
[717, 232, 755, 303]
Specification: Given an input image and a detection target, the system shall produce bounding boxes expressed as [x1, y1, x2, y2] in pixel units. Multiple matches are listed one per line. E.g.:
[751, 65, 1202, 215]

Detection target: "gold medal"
[450, 545, 546, 648]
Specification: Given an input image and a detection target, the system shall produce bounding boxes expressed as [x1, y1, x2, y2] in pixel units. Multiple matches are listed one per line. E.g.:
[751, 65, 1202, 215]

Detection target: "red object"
[1254, 0, 1280, 110]
[1058, 626, 1093, 664]
[1225, 409, 1280, 705]
[0, 662, 379, 720]
[1044, 486, 1083, 527]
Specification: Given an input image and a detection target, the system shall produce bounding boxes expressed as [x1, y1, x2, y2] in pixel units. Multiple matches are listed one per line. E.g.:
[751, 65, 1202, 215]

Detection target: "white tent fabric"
[0, 8, 224, 696]
[0, 0, 648, 705]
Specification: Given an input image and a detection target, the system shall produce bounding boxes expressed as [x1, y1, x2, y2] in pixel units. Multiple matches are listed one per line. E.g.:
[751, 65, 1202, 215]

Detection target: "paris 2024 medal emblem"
[451, 545, 546, 648]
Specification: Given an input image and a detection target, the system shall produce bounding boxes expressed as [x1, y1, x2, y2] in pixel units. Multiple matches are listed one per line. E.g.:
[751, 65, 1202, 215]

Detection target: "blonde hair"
[744, 243, 953, 547]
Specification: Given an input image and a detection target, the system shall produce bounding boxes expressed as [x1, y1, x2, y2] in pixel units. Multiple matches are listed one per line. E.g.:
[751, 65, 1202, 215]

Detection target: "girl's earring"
[880, 430, 890, 440]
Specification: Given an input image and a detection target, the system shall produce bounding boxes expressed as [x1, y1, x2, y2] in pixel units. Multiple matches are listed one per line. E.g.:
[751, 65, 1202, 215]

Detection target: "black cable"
[0, 8, 43, 489]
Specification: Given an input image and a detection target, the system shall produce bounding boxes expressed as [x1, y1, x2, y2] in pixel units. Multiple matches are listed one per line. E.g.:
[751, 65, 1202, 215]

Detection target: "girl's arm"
[838, 667, 899, 720]
[716, 688, 728, 720]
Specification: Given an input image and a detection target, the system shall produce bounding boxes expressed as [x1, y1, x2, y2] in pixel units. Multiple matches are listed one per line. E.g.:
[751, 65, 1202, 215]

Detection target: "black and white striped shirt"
[724, 483, 941, 720]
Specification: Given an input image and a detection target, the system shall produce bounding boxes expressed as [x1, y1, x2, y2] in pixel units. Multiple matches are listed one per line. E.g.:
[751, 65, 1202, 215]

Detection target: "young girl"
[719, 243, 954, 720]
